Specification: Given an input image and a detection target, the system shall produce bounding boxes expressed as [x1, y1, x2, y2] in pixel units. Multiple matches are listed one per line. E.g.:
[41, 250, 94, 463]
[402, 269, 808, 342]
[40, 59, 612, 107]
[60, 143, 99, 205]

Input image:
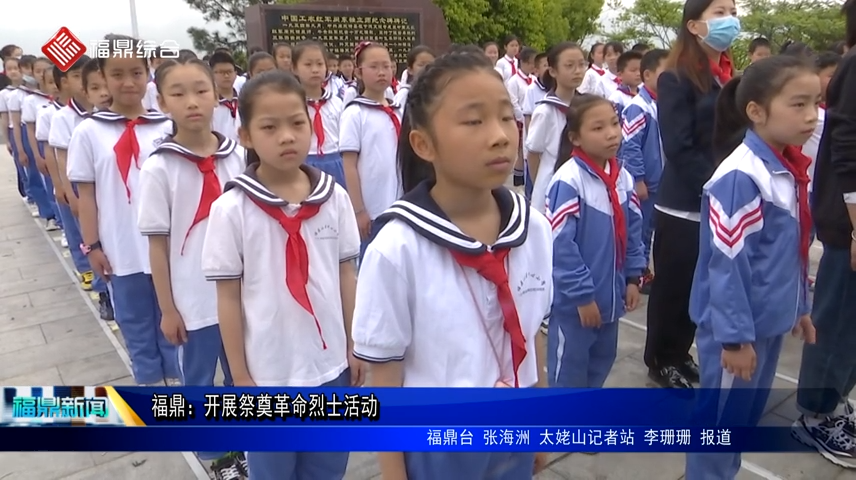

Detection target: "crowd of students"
[0, 0, 855, 477]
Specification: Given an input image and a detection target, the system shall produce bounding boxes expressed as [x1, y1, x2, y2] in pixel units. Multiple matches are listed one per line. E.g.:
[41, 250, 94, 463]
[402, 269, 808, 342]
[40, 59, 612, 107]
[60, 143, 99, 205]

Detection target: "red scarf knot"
[181, 154, 222, 254]
[591, 66, 605, 76]
[450, 248, 526, 387]
[709, 53, 733, 85]
[248, 197, 327, 349]
[220, 98, 238, 118]
[574, 148, 627, 267]
[819, 102, 826, 110]
[506, 56, 517, 77]
[308, 99, 327, 155]
[775, 145, 813, 279]
[113, 117, 149, 202]
[612, 76, 622, 85]
[390, 77, 399, 94]
[643, 85, 657, 101]
[371, 104, 401, 137]
[518, 71, 532, 85]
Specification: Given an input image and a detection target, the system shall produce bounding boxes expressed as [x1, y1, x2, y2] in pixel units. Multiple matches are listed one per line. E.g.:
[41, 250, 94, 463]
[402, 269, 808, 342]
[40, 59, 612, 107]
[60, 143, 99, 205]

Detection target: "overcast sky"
[2, 0, 621, 56]
[2, 0, 228, 55]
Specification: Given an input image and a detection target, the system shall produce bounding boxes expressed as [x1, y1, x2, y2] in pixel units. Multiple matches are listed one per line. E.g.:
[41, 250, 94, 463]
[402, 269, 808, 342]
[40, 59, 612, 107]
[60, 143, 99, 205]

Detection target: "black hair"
[273, 43, 291, 55]
[238, 70, 307, 166]
[780, 41, 812, 57]
[0, 44, 19, 60]
[19, 55, 35, 70]
[535, 52, 548, 64]
[518, 47, 537, 64]
[604, 41, 625, 57]
[631, 43, 650, 52]
[483, 41, 498, 52]
[214, 46, 231, 54]
[616, 50, 643, 72]
[177, 49, 198, 61]
[587, 43, 604, 67]
[248, 46, 264, 55]
[748, 37, 771, 53]
[326, 50, 338, 61]
[53, 54, 92, 90]
[540, 42, 584, 92]
[96, 34, 148, 70]
[398, 51, 499, 193]
[407, 45, 435, 68]
[202, 54, 211, 62]
[816, 51, 842, 71]
[641, 49, 669, 76]
[845, 0, 856, 48]
[291, 40, 328, 68]
[829, 40, 848, 55]
[247, 52, 275, 77]
[338, 53, 354, 63]
[555, 94, 616, 173]
[208, 51, 236, 69]
[502, 35, 520, 49]
[154, 58, 215, 135]
[713, 55, 816, 163]
[451, 44, 486, 55]
[81, 59, 102, 91]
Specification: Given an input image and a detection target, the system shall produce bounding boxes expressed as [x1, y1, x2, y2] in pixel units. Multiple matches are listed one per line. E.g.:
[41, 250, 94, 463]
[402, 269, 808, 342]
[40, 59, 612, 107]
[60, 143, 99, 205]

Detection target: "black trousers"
[644, 210, 699, 369]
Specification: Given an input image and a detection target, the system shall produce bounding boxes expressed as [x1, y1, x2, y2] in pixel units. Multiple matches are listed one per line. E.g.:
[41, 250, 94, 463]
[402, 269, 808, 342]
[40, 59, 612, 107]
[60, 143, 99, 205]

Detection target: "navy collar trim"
[89, 110, 169, 123]
[536, 94, 569, 109]
[68, 98, 88, 117]
[152, 133, 237, 159]
[374, 181, 529, 254]
[225, 164, 335, 206]
[348, 96, 400, 109]
[308, 88, 333, 102]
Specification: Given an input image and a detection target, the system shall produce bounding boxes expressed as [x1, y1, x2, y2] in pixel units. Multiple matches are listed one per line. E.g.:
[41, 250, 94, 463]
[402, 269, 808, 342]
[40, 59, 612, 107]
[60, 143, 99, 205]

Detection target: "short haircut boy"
[631, 43, 650, 52]
[208, 51, 236, 69]
[816, 51, 842, 71]
[617, 50, 644, 72]
[519, 47, 537, 64]
[748, 37, 770, 53]
[53, 54, 92, 88]
[81, 59, 102, 91]
[640, 49, 669, 76]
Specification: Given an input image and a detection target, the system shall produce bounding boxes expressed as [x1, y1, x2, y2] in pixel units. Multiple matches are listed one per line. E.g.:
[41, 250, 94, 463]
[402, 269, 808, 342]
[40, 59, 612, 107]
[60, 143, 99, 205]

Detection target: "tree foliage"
[605, 0, 683, 47]
[183, 0, 604, 56]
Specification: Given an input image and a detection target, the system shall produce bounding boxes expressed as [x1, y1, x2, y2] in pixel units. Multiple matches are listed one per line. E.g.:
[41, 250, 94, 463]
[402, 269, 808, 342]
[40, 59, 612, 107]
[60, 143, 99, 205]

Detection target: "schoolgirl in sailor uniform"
[546, 95, 645, 388]
[578, 61, 609, 98]
[212, 90, 240, 142]
[495, 35, 521, 82]
[526, 93, 571, 212]
[17, 76, 56, 222]
[0, 79, 26, 198]
[67, 38, 179, 386]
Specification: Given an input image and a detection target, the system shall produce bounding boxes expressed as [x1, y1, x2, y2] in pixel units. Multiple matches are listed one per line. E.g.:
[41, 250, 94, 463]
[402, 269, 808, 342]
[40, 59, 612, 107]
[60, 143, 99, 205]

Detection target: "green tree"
[605, 0, 683, 47]
[739, 0, 844, 52]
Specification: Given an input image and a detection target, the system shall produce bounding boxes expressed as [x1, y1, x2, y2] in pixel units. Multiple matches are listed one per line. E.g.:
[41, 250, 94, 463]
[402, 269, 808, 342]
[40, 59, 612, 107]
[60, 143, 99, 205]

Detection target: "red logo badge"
[42, 27, 86, 72]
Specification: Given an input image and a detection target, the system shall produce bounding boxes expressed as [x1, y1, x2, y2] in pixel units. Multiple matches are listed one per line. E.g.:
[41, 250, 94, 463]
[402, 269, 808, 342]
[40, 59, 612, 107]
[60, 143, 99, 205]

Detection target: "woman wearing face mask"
[642, 0, 740, 390]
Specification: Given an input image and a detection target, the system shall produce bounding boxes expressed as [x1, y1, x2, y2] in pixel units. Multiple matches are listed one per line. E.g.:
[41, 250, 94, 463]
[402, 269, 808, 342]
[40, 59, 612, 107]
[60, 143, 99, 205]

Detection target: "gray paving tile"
[0, 452, 95, 480]
[60, 452, 195, 480]
[0, 331, 115, 380]
[0, 302, 93, 332]
[40, 314, 103, 343]
[0, 366, 63, 385]
[58, 351, 130, 385]
[548, 452, 686, 479]
[0, 324, 45, 355]
[27, 284, 84, 308]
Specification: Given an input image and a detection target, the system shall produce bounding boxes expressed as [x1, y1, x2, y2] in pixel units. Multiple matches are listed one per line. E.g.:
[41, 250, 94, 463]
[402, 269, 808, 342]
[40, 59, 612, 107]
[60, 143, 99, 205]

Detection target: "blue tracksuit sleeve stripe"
[625, 185, 646, 278]
[547, 179, 596, 309]
[703, 171, 764, 344]
[620, 105, 647, 181]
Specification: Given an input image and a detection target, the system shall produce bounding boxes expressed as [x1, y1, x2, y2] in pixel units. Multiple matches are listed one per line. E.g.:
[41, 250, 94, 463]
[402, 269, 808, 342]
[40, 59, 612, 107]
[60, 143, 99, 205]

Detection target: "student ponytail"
[713, 55, 816, 164]
[398, 49, 496, 193]
[554, 94, 614, 173]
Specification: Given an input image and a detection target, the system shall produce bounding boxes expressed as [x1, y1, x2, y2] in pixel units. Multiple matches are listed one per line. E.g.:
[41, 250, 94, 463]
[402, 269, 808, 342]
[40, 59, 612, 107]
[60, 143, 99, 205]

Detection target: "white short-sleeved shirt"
[506, 72, 534, 123]
[233, 75, 247, 94]
[341, 85, 396, 106]
[601, 70, 621, 99]
[307, 88, 343, 155]
[142, 82, 161, 112]
[138, 136, 245, 330]
[495, 55, 519, 83]
[0, 87, 13, 119]
[49, 99, 90, 150]
[392, 85, 410, 109]
[338, 97, 403, 219]
[352, 182, 553, 387]
[522, 79, 549, 117]
[803, 105, 825, 192]
[201, 165, 361, 386]
[212, 93, 241, 142]
[525, 95, 569, 213]
[22, 92, 51, 124]
[324, 74, 345, 100]
[6, 88, 26, 117]
[35, 100, 63, 141]
[66, 110, 172, 276]
[578, 67, 609, 98]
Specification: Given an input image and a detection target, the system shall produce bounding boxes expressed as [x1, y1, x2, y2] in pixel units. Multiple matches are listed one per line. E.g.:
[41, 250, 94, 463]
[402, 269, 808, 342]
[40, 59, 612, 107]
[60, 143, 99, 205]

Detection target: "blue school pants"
[179, 324, 233, 460]
[684, 326, 783, 480]
[109, 273, 180, 384]
[8, 127, 27, 198]
[64, 183, 106, 292]
[523, 159, 533, 200]
[246, 369, 350, 480]
[640, 192, 657, 266]
[547, 317, 619, 388]
[21, 126, 54, 219]
[306, 153, 347, 189]
[37, 141, 61, 225]
[405, 452, 535, 480]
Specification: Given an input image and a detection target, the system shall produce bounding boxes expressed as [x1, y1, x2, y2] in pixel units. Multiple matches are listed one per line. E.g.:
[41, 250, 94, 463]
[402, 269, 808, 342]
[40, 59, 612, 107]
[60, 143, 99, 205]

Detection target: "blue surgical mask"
[22, 74, 37, 86]
[701, 16, 741, 52]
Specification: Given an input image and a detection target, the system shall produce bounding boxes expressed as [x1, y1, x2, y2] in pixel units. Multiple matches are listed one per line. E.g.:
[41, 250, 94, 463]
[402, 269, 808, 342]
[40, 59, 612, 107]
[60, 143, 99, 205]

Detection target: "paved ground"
[0, 146, 852, 479]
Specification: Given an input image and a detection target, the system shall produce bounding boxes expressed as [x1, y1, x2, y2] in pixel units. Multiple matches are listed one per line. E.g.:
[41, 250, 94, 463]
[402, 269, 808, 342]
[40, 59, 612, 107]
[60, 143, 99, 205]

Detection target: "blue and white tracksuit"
[619, 87, 662, 265]
[545, 156, 646, 388]
[685, 131, 811, 480]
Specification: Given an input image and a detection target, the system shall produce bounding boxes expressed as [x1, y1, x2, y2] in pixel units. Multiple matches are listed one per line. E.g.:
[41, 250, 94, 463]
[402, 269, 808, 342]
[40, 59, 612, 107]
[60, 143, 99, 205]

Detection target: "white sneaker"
[60, 234, 68, 248]
[45, 218, 60, 231]
[30, 210, 39, 217]
[165, 378, 182, 386]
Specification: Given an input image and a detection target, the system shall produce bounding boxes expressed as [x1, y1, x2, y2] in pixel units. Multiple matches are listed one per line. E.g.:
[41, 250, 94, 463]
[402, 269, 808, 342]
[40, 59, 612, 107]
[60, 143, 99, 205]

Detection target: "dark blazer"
[812, 50, 856, 249]
[655, 70, 721, 213]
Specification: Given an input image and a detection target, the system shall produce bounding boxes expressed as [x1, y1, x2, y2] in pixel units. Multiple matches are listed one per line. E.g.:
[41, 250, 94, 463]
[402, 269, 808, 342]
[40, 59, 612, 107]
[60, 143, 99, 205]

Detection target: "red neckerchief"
[322, 74, 330, 90]
[368, 102, 401, 137]
[643, 85, 657, 101]
[612, 76, 622, 85]
[247, 196, 327, 349]
[114, 118, 150, 202]
[390, 77, 399, 94]
[773, 145, 813, 279]
[591, 65, 606, 76]
[574, 148, 626, 267]
[449, 248, 526, 387]
[819, 102, 826, 110]
[709, 53, 733, 85]
[219, 91, 238, 118]
[307, 97, 327, 155]
[517, 70, 532, 85]
[174, 151, 222, 254]
[505, 56, 517, 76]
